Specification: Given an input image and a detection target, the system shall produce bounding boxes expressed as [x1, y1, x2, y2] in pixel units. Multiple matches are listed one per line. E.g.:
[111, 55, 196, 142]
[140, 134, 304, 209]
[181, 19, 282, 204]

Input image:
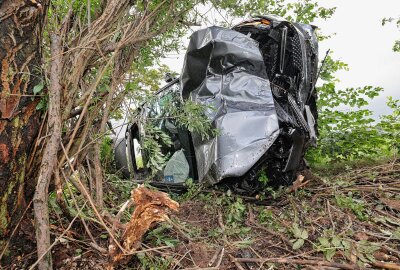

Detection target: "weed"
[258, 209, 274, 224]
[100, 136, 115, 173]
[316, 230, 351, 261]
[180, 178, 202, 201]
[213, 192, 251, 236]
[258, 170, 269, 187]
[145, 223, 179, 247]
[393, 227, 400, 240]
[136, 252, 173, 270]
[335, 194, 368, 221]
[290, 223, 308, 250]
[354, 240, 380, 266]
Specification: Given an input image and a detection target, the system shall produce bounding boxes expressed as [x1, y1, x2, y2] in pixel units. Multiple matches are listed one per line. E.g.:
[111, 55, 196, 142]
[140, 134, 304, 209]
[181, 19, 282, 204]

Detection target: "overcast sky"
[316, 0, 400, 117]
[161, 0, 400, 118]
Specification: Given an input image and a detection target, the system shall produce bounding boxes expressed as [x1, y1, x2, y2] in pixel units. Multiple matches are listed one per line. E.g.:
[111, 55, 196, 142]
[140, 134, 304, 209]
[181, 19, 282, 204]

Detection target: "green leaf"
[136, 252, 145, 259]
[331, 236, 341, 247]
[33, 82, 44, 95]
[365, 253, 376, 262]
[164, 239, 178, 247]
[292, 223, 302, 238]
[36, 99, 45, 110]
[341, 240, 351, 250]
[325, 249, 336, 261]
[292, 238, 304, 250]
[300, 229, 308, 239]
[318, 237, 330, 248]
[392, 228, 400, 240]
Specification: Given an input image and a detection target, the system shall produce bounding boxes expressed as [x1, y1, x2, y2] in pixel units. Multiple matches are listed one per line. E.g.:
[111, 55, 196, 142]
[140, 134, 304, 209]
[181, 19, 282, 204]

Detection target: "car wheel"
[114, 137, 130, 178]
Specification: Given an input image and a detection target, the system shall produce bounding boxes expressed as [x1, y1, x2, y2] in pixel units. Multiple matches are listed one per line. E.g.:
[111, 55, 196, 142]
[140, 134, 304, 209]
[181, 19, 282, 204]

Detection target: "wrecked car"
[115, 15, 319, 192]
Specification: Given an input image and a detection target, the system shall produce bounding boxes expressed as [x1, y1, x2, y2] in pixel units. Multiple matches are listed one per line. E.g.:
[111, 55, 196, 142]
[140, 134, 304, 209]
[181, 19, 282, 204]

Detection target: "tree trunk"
[0, 0, 47, 255]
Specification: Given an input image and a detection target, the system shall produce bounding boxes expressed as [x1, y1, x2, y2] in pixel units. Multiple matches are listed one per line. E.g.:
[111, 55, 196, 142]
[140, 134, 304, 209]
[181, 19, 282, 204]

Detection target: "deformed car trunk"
[115, 15, 319, 191]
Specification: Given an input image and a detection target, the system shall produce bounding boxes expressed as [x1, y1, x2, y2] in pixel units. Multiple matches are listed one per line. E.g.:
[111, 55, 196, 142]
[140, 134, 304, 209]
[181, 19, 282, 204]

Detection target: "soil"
[2, 159, 400, 269]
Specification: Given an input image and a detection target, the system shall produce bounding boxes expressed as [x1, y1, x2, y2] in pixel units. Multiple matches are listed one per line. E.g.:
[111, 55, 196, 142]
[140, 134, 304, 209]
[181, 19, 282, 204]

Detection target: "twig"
[124, 245, 174, 255]
[63, 172, 107, 254]
[217, 209, 229, 245]
[381, 245, 400, 259]
[371, 261, 400, 270]
[29, 203, 86, 270]
[182, 267, 220, 270]
[216, 247, 225, 268]
[165, 216, 192, 241]
[231, 257, 361, 270]
[229, 254, 246, 270]
[208, 247, 223, 267]
[327, 200, 335, 232]
[60, 142, 126, 253]
[172, 249, 192, 270]
[108, 199, 132, 253]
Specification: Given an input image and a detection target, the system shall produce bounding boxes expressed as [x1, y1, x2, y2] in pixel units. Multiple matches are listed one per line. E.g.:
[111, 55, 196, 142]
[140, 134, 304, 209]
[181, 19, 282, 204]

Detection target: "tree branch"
[33, 33, 63, 270]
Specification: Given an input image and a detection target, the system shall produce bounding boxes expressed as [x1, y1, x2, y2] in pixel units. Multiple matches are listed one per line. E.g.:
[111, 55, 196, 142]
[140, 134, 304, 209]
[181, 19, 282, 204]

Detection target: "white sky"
[316, 0, 400, 117]
[161, 0, 400, 118]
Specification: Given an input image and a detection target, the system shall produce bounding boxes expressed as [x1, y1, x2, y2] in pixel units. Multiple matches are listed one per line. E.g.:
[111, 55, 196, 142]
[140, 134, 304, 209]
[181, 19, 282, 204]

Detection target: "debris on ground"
[14, 159, 399, 270]
[108, 185, 179, 269]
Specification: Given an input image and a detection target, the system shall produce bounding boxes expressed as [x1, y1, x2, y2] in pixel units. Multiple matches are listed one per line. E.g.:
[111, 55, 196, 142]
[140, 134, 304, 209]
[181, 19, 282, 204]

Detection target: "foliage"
[136, 251, 173, 270]
[145, 223, 179, 247]
[100, 136, 115, 173]
[378, 97, 400, 151]
[304, 14, 400, 166]
[290, 223, 308, 250]
[354, 240, 381, 265]
[382, 16, 400, 52]
[335, 194, 368, 221]
[316, 229, 351, 261]
[219, 0, 336, 24]
[258, 209, 274, 224]
[306, 53, 398, 165]
[166, 100, 219, 140]
[257, 170, 269, 187]
[214, 192, 251, 236]
[139, 91, 217, 176]
[142, 125, 172, 175]
[180, 178, 203, 200]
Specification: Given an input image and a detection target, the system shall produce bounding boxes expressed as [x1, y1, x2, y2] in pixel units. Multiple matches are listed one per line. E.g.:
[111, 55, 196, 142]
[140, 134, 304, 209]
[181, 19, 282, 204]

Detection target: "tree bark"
[0, 0, 47, 254]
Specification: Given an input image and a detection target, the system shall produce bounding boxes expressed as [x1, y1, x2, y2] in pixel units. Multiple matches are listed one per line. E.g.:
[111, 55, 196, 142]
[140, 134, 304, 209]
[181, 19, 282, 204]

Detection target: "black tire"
[114, 138, 130, 178]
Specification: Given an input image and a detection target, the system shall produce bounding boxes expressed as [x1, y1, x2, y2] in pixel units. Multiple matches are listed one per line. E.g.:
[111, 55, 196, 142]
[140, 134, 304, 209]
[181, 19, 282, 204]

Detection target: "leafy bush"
[140, 94, 217, 176]
[100, 136, 115, 173]
[306, 54, 399, 166]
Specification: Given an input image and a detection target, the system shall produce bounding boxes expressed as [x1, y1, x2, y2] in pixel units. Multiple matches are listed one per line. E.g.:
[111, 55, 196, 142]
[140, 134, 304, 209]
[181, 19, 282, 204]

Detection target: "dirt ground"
[3, 159, 400, 269]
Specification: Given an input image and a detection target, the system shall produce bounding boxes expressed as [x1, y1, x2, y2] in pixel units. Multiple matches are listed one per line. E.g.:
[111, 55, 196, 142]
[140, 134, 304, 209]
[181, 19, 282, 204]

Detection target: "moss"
[11, 116, 20, 145]
[0, 239, 7, 258]
[0, 165, 21, 235]
[12, 115, 19, 128]
[0, 198, 9, 236]
[0, 185, 12, 233]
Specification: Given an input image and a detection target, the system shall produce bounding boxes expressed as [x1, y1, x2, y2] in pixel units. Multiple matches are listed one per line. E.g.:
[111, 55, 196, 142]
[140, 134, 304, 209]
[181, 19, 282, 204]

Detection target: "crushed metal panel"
[180, 26, 280, 184]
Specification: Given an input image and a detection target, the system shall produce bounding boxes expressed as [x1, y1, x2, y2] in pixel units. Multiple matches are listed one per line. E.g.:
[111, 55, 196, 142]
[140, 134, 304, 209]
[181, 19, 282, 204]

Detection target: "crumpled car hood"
[180, 26, 280, 184]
